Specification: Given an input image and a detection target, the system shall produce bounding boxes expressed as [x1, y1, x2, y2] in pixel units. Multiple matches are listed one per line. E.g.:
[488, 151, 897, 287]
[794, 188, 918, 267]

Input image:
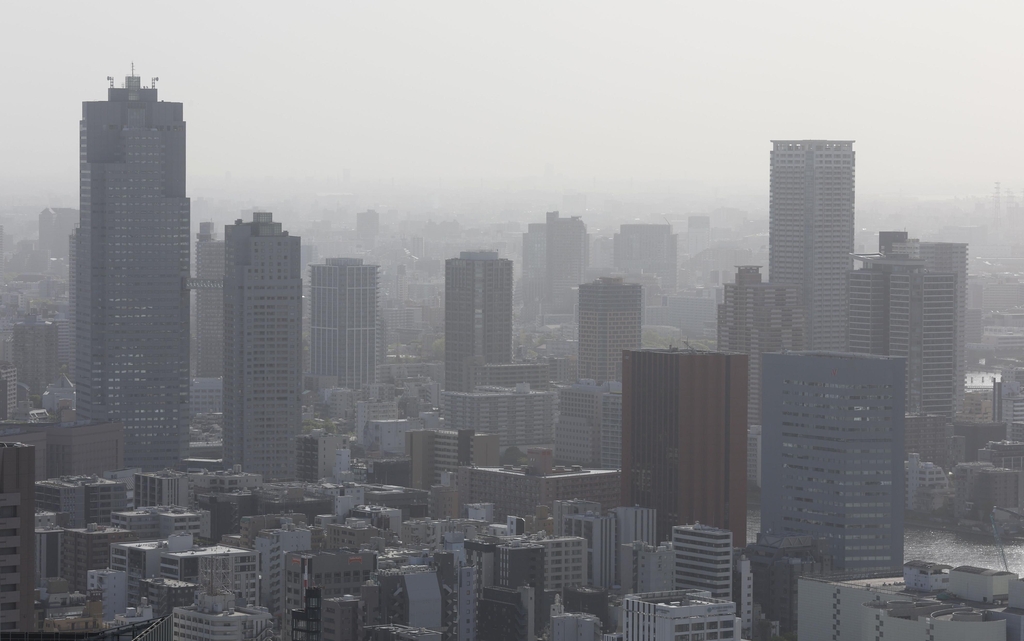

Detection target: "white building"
[172, 592, 273, 641]
[905, 453, 949, 512]
[621, 590, 739, 641]
[620, 541, 674, 595]
[255, 523, 313, 619]
[111, 506, 207, 539]
[563, 511, 617, 590]
[87, 568, 127, 621]
[672, 524, 732, 599]
[747, 426, 761, 487]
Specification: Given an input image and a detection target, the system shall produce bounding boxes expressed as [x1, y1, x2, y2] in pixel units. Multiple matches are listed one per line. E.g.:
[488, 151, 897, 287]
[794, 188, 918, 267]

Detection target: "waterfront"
[747, 508, 1024, 575]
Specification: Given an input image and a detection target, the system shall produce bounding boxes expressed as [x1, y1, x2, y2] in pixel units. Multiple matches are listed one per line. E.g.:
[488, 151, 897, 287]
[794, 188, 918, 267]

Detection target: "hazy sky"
[2, 1, 1022, 202]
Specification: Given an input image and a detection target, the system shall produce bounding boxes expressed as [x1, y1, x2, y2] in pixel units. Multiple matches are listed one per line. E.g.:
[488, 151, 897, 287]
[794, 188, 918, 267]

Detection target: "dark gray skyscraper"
[194, 222, 225, 378]
[444, 251, 513, 392]
[769, 140, 855, 351]
[223, 212, 302, 480]
[74, 73, 190, 470]
[310, 258, 380, 389]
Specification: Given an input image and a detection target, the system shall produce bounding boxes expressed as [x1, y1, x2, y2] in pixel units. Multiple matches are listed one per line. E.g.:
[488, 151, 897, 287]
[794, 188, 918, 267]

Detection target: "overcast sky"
[2, 1, 1022, 202]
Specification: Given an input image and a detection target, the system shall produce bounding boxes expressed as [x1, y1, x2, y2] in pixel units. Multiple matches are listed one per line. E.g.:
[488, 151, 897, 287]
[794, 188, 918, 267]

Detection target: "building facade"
[0, 443, 35, 632]
[544, 212, 589, 316]
[310, 258, 380, 389]
[223, 212, 302, 480]
[577, 278, 642, 384]
[761, 352, 906, 572]
[768, 140, 855, 351]
[621, 349, 748, 543]
[194, 221, 225, 379]
[74, 73, 191, 470]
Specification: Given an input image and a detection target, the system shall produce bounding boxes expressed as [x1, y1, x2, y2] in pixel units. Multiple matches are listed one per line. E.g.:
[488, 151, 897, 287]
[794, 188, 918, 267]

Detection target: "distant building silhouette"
[310, 258, 380, 389]
[577, 277, 642, 384]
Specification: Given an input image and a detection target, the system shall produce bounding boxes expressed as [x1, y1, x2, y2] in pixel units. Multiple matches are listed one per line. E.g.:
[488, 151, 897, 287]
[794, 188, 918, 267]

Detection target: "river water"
[746, 508, 1024, 574]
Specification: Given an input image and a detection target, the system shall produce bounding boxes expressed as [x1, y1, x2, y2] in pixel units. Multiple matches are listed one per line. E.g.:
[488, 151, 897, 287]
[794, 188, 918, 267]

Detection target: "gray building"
[521, 222, 547, 322]
[613, 223, 678, 293]
[577, 278, 642, 384]
[761, 352, 905, 573]
[194, 222, 225, 379]
[38, 207, 78, 262]
[223, 212, 302, 480]
[74, 73, 190, 470]
[717, 265, 805, 426]
[444, 251, 513, 392]
[544, 211, 589, 316]
[849, 250, 956, 417]
[35, 475, 128, 528]
[768, 140, 855, 351]
[310, 258, 380, 389]
[0, 443, 36, 632]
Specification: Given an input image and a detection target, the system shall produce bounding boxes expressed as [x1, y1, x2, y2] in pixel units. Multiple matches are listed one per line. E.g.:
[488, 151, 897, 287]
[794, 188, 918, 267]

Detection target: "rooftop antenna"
[107, 76, 114, 88]
[131, 61, 135, 77]
[151, 77, 159, 89]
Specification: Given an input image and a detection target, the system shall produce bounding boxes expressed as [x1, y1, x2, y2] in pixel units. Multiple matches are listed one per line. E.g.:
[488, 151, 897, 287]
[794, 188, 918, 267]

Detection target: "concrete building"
[563, 511, 617, 590]
[172, 592, 273, 641]
[110, 506, 206, 539]
[672, 524, 732, 599]
[905, 453, 949, 512]
[135, 469, 190, 508]
[621, 590, 739, 641]
[62, 524, 137, 593]
[87, 568, 127, 622]
[849, 249, 957, 417]
[457, 465, 620, 521]
[223, 212, 303, 480]
[544, 212, 589, 316]
[577, 278, 641, 384]
[551, 609, 602, 641]
[0, 443, 36, 632]
[74, 73, 190, 471]
[621, 349, 748, 543]
[296, 430, 348, 483]
[717, 265, 804, 425]
[0, 362, 16, 420]
[768, 140, 855, 351]
[555, 381, 621, 468]
[35, 475, 129, 527]
[443, 385, 557, 446]
[599, 390, 623, 469]
[613, 223, 678, 294]
[620, 541, 674, 595]
[322, 595, 363, 641]
[194, 222, 225, 379]
[255, 523, 313, 620]
[905, 414, 955, 469]
[743, 533, 832, 637]
[761, 352, 906, 572]
[917, 239, 969, 410]
[522, 222, 548, 322]
[310, 258, 380, 389]
[406, 428, 499, 490]
[444, 251, 513, 392]
[11, 319, 59, 395]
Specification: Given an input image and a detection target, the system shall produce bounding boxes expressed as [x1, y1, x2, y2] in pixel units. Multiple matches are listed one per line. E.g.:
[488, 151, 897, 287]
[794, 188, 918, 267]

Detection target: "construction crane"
[991, 509, 1007, 569]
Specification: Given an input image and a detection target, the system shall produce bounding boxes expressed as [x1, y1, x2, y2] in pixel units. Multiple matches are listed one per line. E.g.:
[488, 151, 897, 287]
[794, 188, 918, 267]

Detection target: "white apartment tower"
[769, 140, 855, 351]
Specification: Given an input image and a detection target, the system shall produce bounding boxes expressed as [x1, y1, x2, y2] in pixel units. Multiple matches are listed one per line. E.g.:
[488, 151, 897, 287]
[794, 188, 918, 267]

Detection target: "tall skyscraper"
[717, 266, 804, 425]
[310, 258, 380, 389]
[760, 352, 905, 573]
[621, 349, 747, 543]
[544, 211, 589, 315]
[194, 222, 225, 378]
[768, 140, 855, 351]
[223, 212, 302, 480]
[74, 73, 190, 470]
[918, 240, 969, 410]
[849, 249, 956, 417]
[0, 442, 36, 632]
[613, 224, 679, 293]
[578, 277, 642, 383]
[444, 251, 513, 392]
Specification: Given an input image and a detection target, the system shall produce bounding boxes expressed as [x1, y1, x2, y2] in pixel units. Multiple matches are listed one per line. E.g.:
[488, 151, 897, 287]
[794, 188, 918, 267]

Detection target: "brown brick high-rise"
[621, 349, 747, 543]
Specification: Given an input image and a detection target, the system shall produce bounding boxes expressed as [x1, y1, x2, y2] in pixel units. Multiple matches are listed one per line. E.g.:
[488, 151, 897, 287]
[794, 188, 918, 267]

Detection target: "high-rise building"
[717, 266, 804, 425]
[545, 211, 589, 315]
[12, 319, 59, 395]
[38, 207, 78, 262]
[613, 224, 679, 293]
[621, 349, 748, 544]
[521, 222, 547, 322]
[919, 241, 968, 409]
[194, 222, 225, 378]
[310, 258, 380, 389]
[223, 212, 302, 480]
[0, 443, 36, 632]
[74, 73, 190, 470]
[578, 278, 642, 384]
[0, 362, 16, 421]
[443, 385, 557, 446]
[444, 251, 513, 392]
[555, 380, 621, 468]
[768, 140, 855, 351]
[761, 352, 905, 573]
[849, 251, 956, 416]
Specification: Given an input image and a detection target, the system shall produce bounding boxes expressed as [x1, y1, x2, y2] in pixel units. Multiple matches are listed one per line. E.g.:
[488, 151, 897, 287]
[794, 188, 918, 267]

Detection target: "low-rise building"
[110, 505, 207, 539]
[35, 475, 129, 527]
[621, 590, 739, 641]
[456, 465, 620, 521]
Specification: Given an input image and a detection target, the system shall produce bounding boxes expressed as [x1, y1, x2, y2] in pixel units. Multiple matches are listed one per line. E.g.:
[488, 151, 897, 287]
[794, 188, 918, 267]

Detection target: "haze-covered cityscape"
[4, 4, 1024, 641]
